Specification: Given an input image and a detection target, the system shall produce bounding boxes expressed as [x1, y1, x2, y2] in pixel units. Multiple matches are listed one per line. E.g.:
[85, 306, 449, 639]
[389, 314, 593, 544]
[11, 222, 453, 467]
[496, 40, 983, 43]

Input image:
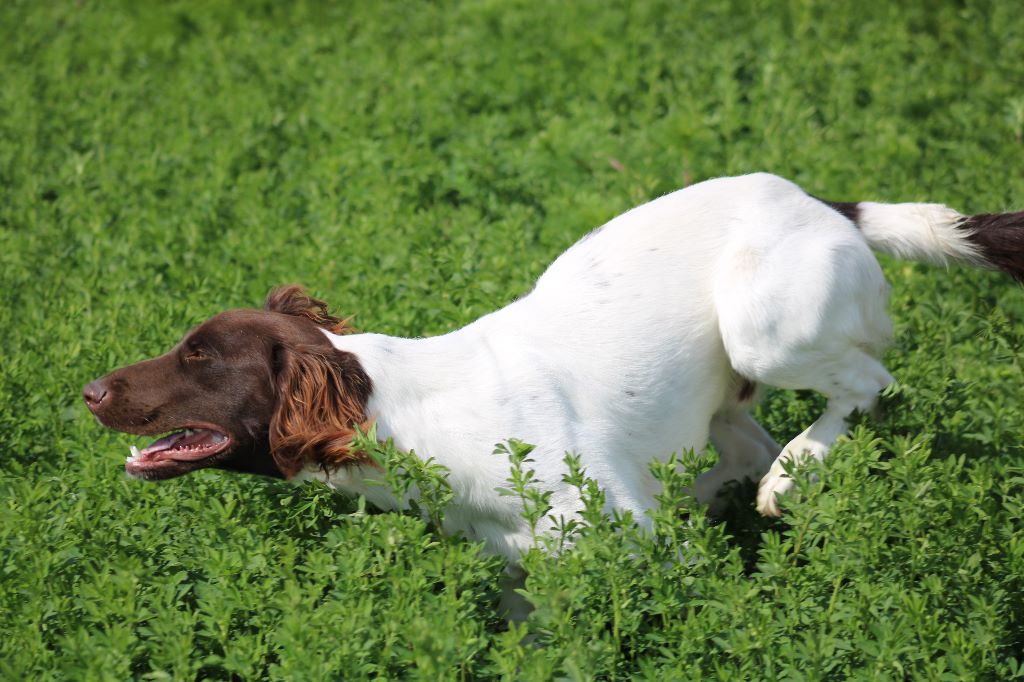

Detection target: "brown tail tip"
[957, 212, 1024, 281]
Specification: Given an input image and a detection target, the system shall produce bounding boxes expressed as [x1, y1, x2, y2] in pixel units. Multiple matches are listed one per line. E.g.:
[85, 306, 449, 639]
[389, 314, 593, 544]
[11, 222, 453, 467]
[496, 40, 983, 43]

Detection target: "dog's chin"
[125, 453, 230, 480]
[124, 426, 235, 481]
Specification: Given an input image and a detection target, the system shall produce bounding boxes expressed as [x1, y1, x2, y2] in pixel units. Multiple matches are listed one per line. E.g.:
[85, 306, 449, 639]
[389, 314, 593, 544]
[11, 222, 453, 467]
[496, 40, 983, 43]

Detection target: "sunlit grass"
[1, 0, 1022, 678]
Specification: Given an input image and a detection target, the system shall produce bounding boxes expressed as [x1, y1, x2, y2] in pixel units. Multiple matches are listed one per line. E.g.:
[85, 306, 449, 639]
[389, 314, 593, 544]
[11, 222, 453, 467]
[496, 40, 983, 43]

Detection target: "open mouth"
[125, 427, 233, 479]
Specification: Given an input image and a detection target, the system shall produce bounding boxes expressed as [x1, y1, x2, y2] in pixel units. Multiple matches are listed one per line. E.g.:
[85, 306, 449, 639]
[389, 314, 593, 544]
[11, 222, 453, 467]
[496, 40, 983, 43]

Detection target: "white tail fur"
[854, 201, 986, 267]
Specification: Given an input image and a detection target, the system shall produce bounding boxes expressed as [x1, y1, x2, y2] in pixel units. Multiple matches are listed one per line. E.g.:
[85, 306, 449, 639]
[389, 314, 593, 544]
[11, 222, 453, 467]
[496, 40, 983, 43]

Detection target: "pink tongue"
[141, 433, 185, 454]
[141, 429, 225, 461]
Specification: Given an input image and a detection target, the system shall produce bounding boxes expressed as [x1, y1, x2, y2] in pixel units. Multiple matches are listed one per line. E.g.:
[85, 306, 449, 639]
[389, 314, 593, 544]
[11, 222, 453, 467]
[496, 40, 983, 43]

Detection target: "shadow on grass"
[706, 478, 784, 574]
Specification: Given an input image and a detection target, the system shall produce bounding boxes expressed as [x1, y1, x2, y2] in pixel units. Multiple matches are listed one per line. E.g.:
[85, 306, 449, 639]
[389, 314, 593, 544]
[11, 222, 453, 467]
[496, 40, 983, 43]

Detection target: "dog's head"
[83, 286, 372, 480]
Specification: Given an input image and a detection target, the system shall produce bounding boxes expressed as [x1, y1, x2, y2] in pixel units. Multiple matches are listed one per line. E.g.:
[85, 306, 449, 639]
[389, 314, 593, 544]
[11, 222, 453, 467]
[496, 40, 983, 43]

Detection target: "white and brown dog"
[85, 173, 1022, 563]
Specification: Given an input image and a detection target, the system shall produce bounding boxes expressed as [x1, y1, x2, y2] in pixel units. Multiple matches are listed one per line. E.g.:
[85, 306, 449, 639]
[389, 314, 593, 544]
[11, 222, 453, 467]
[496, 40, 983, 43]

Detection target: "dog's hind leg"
[693, 409, 779, 516]
[753, 349, 893, 516]
[713, 193, 896, 516]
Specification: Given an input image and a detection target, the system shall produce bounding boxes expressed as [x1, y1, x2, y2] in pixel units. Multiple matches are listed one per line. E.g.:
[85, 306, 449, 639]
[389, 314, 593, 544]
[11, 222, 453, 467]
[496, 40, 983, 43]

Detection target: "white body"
[298, 173, 975, 562]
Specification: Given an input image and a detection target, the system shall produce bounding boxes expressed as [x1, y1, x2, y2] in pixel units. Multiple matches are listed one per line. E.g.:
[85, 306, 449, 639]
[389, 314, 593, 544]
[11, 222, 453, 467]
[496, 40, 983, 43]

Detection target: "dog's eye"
[185, 348, 208, 362]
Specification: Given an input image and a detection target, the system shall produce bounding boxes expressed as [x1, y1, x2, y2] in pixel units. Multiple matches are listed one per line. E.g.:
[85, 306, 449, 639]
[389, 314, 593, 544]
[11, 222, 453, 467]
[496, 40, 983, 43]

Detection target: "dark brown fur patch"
[738, 379, 757, 403]
[822, 200, 861, 225]
[265, 284, 354, 334]
[956, 212, 1024, 281]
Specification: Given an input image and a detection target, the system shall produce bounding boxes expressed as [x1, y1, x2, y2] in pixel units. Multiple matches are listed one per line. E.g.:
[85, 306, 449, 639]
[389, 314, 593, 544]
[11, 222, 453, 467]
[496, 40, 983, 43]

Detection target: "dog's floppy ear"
[264, 284, 352, 334]
[268, 344, 373, 478]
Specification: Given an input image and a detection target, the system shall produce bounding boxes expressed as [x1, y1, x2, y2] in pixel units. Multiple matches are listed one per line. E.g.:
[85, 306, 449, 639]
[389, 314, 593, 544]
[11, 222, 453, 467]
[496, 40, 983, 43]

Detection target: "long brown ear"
[264, 285, 352, 334]
[269, 344, 373, 478]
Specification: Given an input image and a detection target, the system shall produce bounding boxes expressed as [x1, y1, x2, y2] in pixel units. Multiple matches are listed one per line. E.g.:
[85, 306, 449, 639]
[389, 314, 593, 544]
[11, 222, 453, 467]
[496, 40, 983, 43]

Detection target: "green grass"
[2, 0, 1023, 678]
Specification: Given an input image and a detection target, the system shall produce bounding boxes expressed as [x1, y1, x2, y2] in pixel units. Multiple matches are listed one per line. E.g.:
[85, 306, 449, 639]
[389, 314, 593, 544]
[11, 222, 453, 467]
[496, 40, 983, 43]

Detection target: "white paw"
[756, 467, 793, 517]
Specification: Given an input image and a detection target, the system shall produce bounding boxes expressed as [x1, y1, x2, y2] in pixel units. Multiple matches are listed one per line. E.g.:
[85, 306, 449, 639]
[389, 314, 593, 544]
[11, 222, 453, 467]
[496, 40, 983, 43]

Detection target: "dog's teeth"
[130, 445, 140, 458]
[184, 428, 194, 437]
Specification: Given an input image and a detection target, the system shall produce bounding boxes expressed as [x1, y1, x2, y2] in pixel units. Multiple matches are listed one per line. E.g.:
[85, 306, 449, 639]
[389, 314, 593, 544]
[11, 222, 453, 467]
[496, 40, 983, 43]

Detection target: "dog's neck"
[309, 323, 520, 512]
[323, 322, 504, 456]
[314, 314, 566, 562]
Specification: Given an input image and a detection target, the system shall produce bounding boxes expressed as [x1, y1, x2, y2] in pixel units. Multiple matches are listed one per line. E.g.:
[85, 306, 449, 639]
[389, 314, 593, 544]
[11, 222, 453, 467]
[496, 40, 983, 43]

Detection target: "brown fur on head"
[269, 340, 373, 478]
[83, 285, 373, 481]
[264, 285, 372, 477]
[264, 284, 354, 334]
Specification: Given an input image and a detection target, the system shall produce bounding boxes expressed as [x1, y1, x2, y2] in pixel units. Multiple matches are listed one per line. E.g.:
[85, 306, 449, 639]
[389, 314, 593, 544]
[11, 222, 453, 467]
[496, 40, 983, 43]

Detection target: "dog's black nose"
[83, 380, 108, 409]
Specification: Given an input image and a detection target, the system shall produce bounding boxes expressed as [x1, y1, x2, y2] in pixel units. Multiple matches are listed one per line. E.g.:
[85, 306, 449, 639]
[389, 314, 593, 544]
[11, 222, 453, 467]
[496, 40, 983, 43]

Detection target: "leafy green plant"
[2, 0, 1023, 678]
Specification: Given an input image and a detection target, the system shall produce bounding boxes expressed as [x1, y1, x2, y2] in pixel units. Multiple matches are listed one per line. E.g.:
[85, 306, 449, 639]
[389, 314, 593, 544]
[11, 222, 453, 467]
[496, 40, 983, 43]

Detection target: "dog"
[85, 172, 1022, 562]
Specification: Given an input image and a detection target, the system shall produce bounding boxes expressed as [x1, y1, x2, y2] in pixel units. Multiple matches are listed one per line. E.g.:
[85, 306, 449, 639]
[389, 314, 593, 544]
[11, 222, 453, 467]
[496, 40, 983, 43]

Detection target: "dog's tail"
[822, 199, 1024, 281]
